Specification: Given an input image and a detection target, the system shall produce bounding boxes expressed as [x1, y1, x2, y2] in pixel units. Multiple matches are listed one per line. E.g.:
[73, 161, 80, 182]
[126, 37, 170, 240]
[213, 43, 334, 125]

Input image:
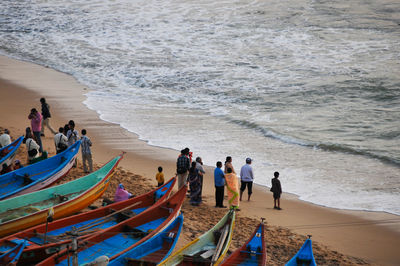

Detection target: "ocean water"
[1, 0, 399, 214]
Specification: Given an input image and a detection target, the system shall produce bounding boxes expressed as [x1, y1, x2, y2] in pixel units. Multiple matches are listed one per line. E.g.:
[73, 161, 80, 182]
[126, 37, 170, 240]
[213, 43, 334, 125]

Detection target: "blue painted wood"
[0, 140, 80, 200]
[285, 238, 317, 266]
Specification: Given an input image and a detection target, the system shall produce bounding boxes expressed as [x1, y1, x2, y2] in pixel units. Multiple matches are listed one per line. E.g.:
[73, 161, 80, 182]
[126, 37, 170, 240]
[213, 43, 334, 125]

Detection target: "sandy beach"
[1, 55, 400, 265]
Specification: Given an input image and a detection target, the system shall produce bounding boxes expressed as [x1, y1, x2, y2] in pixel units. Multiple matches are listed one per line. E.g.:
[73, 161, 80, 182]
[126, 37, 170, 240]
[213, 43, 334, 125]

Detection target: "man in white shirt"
[240, 157, 254, 201]
[0, 129, 11, 148]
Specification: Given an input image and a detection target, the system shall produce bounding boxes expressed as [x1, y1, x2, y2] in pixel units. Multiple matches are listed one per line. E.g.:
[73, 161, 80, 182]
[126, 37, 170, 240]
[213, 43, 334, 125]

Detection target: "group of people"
[13, 97, 95, 173]
[174, 148, 283, 210]
[174, 148, 205, 206]
[214, 157, 253, 210]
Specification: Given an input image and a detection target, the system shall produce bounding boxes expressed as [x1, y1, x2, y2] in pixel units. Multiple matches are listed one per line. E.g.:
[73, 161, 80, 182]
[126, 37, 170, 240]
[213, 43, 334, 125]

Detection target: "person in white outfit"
[0, 129, 11, 148]
[54, 127, 68, 154]
[24, 128, 40, 162]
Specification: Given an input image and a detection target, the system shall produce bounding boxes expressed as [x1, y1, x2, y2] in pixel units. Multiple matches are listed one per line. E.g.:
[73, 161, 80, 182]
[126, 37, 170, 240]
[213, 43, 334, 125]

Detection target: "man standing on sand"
[40, 97, 57, 136]
[240, 157, 254, 201]
[195, 156, 205, 201]
[28, 108, 43, 153]
[271, 171, 282, 210]
[81, 129, 93, 173]
[176, 148, 190, 188]
[214, 161, 226, 208]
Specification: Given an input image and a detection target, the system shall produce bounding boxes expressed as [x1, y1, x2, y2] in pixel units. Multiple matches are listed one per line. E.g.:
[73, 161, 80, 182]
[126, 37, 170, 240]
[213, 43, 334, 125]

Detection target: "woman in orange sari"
[224, 167, 240, 210]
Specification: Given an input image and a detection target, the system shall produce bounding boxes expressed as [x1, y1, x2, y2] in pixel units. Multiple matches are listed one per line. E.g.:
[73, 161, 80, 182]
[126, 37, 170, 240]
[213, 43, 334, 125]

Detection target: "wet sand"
[1, 55, 400, 265]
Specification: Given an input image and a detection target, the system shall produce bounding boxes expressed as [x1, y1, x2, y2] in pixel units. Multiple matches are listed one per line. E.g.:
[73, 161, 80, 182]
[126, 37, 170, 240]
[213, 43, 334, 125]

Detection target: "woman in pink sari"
[114, 183, 133, 202]
[225, 167, 240, 210]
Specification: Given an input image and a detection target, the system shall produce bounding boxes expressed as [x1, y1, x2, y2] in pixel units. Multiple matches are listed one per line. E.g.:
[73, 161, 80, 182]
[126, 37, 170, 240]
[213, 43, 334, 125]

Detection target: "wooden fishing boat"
[221, 219, 266, 265]
[0, 154, 123, 238]
[0, 136, 23, 170]
[159, 209, 236, 266]
[0, 140, 81, 201]
[109, 214, 184, 265]
[37, 186, 187, 266]
[0, 177, 176, 264]
[0, 240, 26, 265]
[285, 236, 317, 266]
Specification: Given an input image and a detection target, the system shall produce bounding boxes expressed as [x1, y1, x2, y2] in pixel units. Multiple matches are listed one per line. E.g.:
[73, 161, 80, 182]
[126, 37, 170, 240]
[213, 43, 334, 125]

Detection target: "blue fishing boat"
[109, 214, 184, 265]
[0, 140, 80, 200]
[0, 240, 26, 265]
[0, 136, 23, 170]
[221, 219, 266, 265]
[285, 236, 317, 266]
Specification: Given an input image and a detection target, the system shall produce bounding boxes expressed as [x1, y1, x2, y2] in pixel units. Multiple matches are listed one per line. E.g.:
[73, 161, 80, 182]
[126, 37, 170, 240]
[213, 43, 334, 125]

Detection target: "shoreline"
[1, 55, 400, 265]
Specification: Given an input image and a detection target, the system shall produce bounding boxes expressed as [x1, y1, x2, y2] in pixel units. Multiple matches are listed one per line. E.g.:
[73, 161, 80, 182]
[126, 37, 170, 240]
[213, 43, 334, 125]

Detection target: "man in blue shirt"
[240, 157, 254, 201]
[214, 161, 226, 208]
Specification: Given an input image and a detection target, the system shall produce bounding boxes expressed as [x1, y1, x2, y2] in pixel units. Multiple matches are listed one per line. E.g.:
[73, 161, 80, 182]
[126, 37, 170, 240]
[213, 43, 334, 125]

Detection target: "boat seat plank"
[125, 257, 158, 265]
[30, 233, 61, 244]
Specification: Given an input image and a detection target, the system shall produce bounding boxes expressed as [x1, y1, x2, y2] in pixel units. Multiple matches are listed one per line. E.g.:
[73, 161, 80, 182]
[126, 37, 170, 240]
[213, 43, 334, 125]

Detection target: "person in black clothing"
[270, 171, 282, 210]
[40, 97, 57, 136]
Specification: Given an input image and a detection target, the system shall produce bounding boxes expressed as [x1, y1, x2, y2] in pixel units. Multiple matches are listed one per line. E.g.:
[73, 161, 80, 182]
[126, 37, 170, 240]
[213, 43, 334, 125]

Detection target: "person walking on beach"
[195, 156, 205, 202]
[156, 166, 165, 187]
[214, 161, 226, 208]
[81, 129, 93, 173]
[28, 108, 43, 153]
[271, 171, 282, 210]
[240, 157, 254, 201]
[176, 148, 190, 188]
[0, 129, 11, 148]
[54, 127, 68, 154]
[225, 167, 240, 210]
[188, 161, 201, 206]
[224, 156, 236, 174]
[40, 97, 57, 136]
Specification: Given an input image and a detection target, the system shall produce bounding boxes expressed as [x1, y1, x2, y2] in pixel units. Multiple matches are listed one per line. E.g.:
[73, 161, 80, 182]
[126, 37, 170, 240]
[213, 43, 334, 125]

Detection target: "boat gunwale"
[0, 136, 23, 167]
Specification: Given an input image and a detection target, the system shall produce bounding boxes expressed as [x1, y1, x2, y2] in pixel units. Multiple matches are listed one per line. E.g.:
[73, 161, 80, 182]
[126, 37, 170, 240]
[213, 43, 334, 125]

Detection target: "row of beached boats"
[0, 138, 316, 265]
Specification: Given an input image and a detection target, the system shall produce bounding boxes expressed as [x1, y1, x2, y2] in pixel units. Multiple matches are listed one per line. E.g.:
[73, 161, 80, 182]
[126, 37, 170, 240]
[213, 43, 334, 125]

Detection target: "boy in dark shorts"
[270, 171, 282, 210]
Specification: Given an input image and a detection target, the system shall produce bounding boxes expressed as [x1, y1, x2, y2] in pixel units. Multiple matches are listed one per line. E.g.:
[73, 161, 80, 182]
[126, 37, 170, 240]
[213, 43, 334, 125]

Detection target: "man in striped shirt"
[81, 129, 93, 173]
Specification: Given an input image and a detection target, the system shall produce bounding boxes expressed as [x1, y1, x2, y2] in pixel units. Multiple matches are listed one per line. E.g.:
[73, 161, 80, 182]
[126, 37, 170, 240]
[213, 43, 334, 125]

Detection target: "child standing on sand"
[156, 166, 164, 187]
[270, 171, 282, 210]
